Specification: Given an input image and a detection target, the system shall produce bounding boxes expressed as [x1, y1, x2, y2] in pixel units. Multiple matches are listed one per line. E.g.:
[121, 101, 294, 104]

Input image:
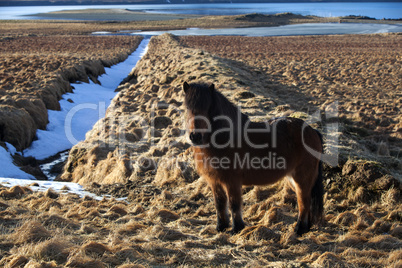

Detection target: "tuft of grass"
[33, 236, 75, 263]
[81, 241, 112, 257]
[12, 220, 51, 244]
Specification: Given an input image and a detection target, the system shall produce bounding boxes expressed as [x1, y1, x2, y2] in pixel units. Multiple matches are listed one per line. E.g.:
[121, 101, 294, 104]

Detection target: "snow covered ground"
[23, 38, 149, 160]
[0, 38, 149, 197]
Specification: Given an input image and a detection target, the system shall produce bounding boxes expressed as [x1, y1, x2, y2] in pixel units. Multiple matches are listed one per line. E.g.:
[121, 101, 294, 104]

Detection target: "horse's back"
[241, 117, 322, 185]
[247, 117, 322, 159]
[275, 117, 322, 170]
[193, 116, 322, 186]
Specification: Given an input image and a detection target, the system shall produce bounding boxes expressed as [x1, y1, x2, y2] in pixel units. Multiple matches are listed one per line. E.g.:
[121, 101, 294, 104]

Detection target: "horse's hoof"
[230, 227, 244, 235]
[230, 229, 240, 235]
[216, 224, 229, 233]
[230, 223, 245, 235]
[217, 227, 228, 232]
[295, 221, 310, 236]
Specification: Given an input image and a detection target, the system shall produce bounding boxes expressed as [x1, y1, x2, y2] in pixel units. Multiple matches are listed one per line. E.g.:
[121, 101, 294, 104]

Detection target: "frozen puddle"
[0, 38, 150, 198]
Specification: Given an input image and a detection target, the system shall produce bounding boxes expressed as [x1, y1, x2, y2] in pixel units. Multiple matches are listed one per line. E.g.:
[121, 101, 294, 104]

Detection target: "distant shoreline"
[2, 0, 402, 7]
[22, 8, 402, 23]
[27, 9, 203, 21]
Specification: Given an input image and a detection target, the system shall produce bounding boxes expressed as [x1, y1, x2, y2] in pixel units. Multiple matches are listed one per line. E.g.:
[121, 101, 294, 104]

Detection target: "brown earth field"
[1, 32, 401, 267]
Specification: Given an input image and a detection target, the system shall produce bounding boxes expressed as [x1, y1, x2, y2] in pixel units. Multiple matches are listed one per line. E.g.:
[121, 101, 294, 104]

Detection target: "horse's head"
[183, 81, 215, 146]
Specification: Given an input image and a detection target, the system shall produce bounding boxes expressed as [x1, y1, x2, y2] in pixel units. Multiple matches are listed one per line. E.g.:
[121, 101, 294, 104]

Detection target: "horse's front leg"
[227, 183, 245, 234]
[211, 182, 230, 232]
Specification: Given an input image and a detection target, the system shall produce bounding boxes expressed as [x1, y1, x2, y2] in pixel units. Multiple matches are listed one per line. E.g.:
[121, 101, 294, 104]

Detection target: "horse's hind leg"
[211, 182, 230, 232]
[294, 170, 323, 236]
[292, 171, 315, 235]
[294, 186, 312, 236]
[227, 182, 245, 234]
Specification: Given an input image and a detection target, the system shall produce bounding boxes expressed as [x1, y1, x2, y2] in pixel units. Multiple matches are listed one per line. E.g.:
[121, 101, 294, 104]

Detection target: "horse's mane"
[185, 82, 249, 134]
[210, 88, 248, 128]
[184, 82, 213, 114]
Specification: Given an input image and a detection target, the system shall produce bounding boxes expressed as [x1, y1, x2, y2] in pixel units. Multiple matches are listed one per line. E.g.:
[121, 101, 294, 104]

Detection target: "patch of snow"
[40, 151, 70, 181]
[5, 142, 18, 155]
[0, 146, 35, 180]
[91, 31, 113, 35]
[0, 177, 125, 201]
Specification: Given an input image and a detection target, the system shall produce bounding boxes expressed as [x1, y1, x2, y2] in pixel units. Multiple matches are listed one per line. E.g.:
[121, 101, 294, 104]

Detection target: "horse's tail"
[311, 130, 324, 224]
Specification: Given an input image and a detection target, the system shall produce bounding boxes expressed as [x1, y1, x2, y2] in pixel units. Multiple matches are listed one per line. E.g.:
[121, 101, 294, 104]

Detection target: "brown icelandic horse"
[183, 82, 324, 235]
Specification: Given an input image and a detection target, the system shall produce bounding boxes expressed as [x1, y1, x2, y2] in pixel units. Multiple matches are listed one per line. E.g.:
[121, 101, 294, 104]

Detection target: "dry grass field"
[0, 16, 401, 267]
[1, 33, 400, 267]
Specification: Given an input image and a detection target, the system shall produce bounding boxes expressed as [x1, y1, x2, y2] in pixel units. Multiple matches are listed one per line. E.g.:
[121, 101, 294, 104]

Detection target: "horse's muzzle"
[189, 132, 203, 145]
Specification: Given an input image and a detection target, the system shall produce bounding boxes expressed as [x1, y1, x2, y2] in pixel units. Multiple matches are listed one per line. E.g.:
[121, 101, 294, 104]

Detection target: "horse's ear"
[183, 82, 190, 94]
[209, 83, 215, 92]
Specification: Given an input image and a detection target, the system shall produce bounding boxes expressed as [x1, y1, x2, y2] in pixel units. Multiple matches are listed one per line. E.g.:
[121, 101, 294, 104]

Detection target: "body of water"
[0, 2, 401, 20]
[111, 22, 401, 37]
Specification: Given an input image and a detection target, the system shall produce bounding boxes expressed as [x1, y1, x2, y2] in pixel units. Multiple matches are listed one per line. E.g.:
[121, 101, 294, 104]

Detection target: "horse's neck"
[213, 92, 248, 126]
[212, 105, 249, 136]
[236, 112, 249, 129]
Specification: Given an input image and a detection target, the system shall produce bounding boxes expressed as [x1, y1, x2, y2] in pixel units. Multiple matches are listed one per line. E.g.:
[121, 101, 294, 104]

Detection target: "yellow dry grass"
[0, 19, 401, 267]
